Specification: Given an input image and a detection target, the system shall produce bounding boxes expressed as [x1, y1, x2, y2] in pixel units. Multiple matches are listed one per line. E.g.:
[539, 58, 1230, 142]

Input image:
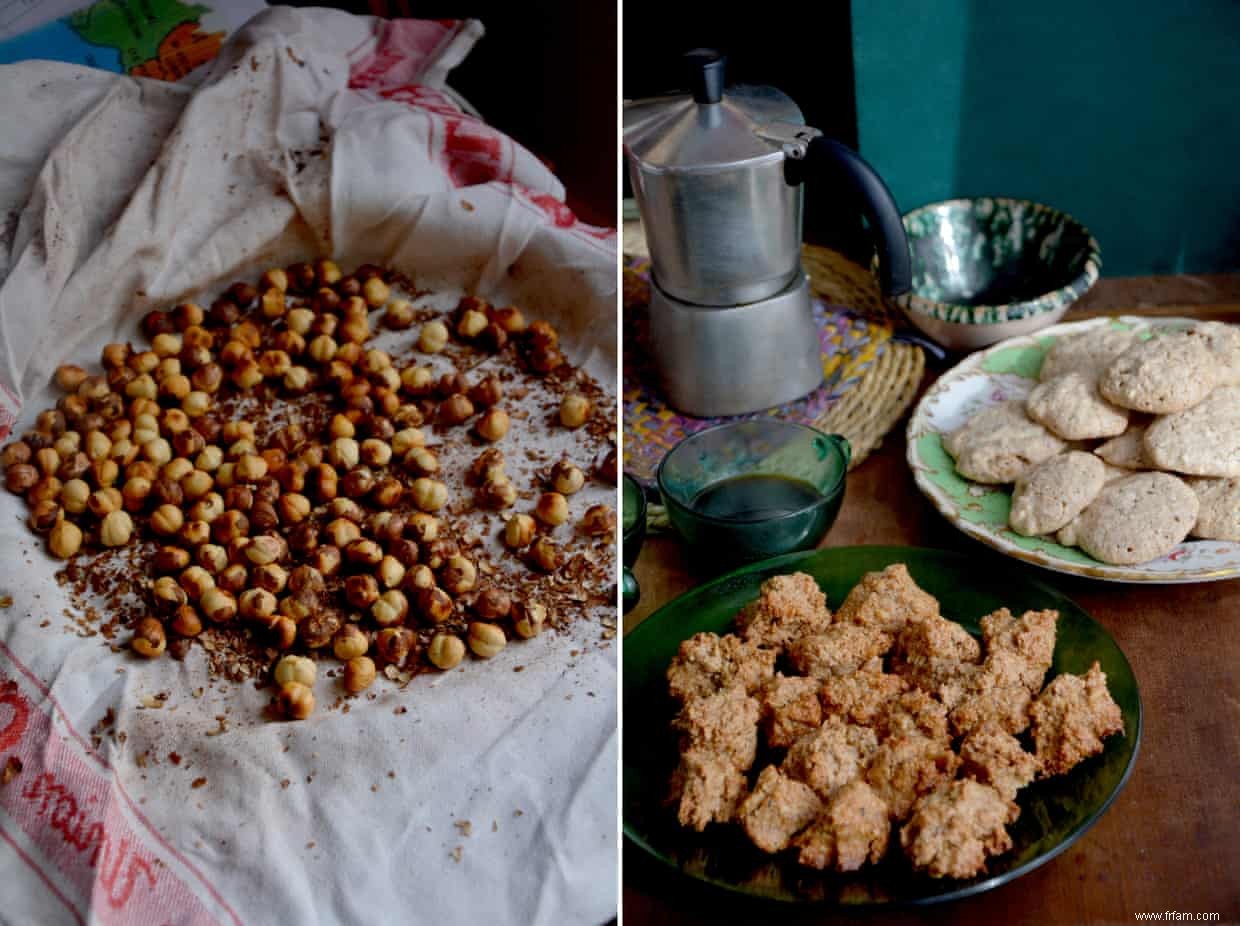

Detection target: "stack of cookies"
[943, 321, 1240, 565]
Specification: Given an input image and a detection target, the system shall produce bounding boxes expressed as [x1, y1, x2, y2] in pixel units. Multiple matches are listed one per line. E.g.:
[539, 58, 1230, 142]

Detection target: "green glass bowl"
[623, 474, 648, 612]
[656, 421, 850, 571]
[892, 197, 1102, 351]
[623, 545, 1141, 906]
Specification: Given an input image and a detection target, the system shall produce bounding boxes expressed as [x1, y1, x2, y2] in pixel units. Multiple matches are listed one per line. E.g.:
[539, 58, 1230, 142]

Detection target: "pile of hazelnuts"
[1, 260, 616, 720]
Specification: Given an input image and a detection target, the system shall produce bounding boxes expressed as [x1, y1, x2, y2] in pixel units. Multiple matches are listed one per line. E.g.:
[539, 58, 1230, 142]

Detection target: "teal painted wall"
[852, 1, 1240, 276]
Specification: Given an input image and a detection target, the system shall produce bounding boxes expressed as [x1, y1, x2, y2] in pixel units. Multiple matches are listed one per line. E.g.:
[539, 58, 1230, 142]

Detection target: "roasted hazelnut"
[28, 499, 61, 533]
[435, 373, 465, 399]
[182, 391, 212, 418]
[169, 605, 203, 638]
[400, 366, 435, 395]
[239, 587, 278, 622]
[0, 441, 30, 468]
[410, 478, 448, 512]
[331, 626, 369, 662]
[341, 466, 376, 498]
[441, 555, 477, 595]
[179, 520, 210, 550]
[153, 545, 191, 573]
[437, 394, 474, 427]
[210, 509, 248, 544]
[328, 437, 360, 470]
[151, 576, 187, 615]
[388, 539, 420, 569]
[231, 362, 263, 390]
[374, 627, 414, 668]
[491, 306, 525, 334]
[581, 504, 617, 536]
[181, 469, 213, 501]
[142, 309, 176, 340]
[505, 600, 545, 641]
[120, 477, 151, 512]
[359, 438, 392, 468]
[206, 298, 241, 328]
[277, 682, 315, 720]
[390, 428, 426, 458]
[371, 477, 403, 508]
[329, 497, 366, 523]
[196, 543, 229, 575]
[428, 633, 466, 670]
[371, 589, 409, 627]
[249, 500, 279, 532]
[456, 309, 488, 339]
[151, 476, 184, 508]
[407, 512, 440, 543]
[535, 492, 569, 527]
[372, 554, 404, 589]
[325, 518, 362, 549]
[57, 451, 90, 482]
[417, 320, 449, 354]
[345, 538, 384, 567]
[338, 317, 370, 344]
[151, 333, 183, 359]
[550, 460, 585, 495]
[132, 617, 167, 659]
[504, 514, 537, 550]
[142, 438, 173, 468]
[32, 448, 58, 478]
[257, 267, 288, 293]
[473, 587, 512, 621]
[251, 563, 288, 595]
[195, 446, 223, 472]
[90, 487, 124, 519]
[276, 492, 309, 524]
[60, 478, 90, 514]
[245, 534, 286, 566]
[150, 504, 185, 536]
[559, 393, 592, 429]
[310, 545, 342, 577]
[528, 536, 561, 572]
[274, 654, 316, 689]
[468, 622, 506, 659]
[362, 276, 390, 307]
[309, 463, 338, 503]
[466, 375, 504, 410]
[190, 492, 225, 523]
[403, 447, 439, 477]
[260, 286, 286, 319]
[36, 409, 66, 436]
[384, 299, 415, 329]
[416, 585, 454, 624]
[341, 656, 376, 694]
[475, 408, 510, 442]
[179, 565, 215, 600]
[54, 365, 88, 392]
[235, 454, 268, 483]
[200, 587, 237, 623]
[529, 344, 565, 374]
[213, 560, 244, 597]
[478, 477, 517, 510]
[173, 428, 206, 458]
[345, 574, 380, 609]
[100, 510, 134, 547]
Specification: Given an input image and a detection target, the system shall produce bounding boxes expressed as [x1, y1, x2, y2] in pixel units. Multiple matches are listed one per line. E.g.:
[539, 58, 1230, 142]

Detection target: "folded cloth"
[0, 8, 617, 924]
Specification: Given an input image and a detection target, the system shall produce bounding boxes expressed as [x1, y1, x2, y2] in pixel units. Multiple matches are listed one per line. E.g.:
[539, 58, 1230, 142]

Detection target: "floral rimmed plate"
[907, 315, 1240, 583]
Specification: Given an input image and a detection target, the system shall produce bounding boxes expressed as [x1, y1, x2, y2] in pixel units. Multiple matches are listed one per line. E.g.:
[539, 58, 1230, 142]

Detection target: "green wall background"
[852, 1, 1240, 276]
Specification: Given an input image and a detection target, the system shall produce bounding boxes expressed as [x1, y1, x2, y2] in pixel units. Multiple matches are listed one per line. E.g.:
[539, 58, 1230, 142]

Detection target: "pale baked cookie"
[1187, 321, 1240, 386]
[1008, 451, 1106, 536]
[1143, 385, 1240, 477]
[1075, 472, 1198, 565]
[1186, 477, 1240, 541]
[1094, 427, 1153, 470]
[943, 401, 1066, 484]
[1038, 325, 1136, 382]
[1055, 516, 1081, 548]
[1025, 373, 1128, 440]
[1098, 332, 1220, 413]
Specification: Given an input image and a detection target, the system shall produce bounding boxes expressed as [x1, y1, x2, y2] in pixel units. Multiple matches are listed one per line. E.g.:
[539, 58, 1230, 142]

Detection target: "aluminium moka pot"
[623, 49, 912, 416]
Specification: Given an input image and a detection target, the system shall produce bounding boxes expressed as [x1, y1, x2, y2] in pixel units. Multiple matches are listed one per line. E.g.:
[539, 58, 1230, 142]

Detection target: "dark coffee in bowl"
[691, 474, 822, 522]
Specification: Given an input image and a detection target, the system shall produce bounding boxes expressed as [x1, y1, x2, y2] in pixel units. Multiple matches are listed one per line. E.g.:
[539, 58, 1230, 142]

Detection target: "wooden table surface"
[622, 277, 1240, 925]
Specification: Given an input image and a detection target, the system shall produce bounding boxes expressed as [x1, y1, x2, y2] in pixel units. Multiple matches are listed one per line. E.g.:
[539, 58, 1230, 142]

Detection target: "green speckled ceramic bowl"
[893, 197, 1101, 351]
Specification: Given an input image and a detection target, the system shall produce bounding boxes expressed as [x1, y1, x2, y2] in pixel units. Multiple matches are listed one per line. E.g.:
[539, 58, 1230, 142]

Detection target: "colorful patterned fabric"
[623, 258, 894, 481]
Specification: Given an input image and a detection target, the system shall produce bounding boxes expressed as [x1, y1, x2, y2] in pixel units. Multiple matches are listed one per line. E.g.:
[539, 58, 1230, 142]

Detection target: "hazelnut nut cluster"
[2, 262, 608, 721]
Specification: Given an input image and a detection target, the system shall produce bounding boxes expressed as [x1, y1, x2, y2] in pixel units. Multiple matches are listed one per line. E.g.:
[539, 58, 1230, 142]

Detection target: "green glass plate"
[623, 545, 1141, 906]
